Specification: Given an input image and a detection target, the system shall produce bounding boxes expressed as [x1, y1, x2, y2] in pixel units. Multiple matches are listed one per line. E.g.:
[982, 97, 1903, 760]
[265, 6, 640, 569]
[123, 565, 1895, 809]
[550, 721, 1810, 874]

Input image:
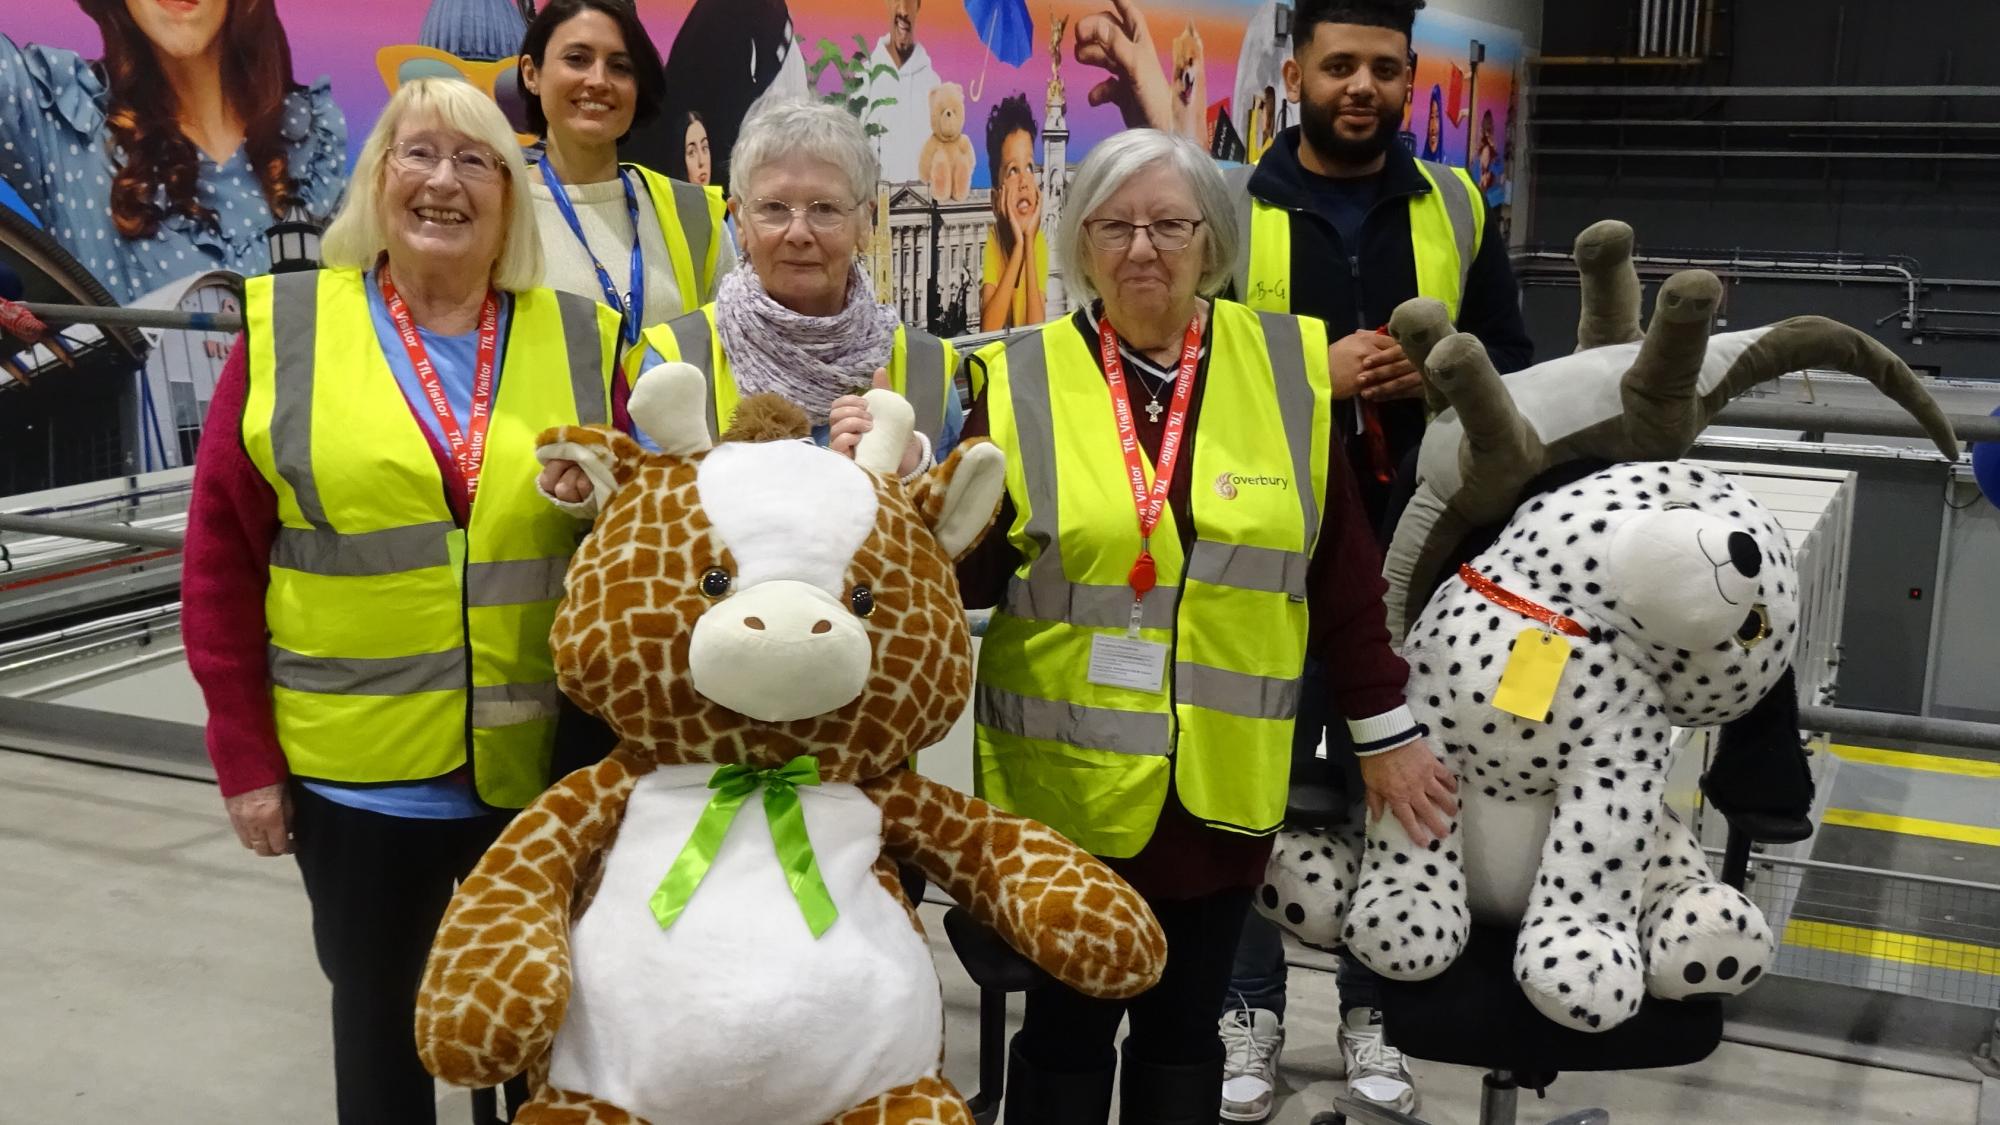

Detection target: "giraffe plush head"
[535, 363, 1006, 783]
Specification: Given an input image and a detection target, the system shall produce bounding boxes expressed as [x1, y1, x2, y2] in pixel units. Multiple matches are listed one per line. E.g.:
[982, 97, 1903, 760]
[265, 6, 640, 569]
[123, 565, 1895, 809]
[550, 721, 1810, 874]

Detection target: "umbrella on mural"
[964, 0, 1034, 100]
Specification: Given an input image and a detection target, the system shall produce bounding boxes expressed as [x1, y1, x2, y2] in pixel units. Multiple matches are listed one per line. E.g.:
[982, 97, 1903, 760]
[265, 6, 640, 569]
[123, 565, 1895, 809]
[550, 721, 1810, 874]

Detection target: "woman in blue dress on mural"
[0, 0, 347, 304]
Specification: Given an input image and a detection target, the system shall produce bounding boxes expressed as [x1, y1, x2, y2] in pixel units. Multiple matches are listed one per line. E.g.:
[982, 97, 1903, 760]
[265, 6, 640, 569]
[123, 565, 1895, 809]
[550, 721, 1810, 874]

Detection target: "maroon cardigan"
[182, 339, 475, 797]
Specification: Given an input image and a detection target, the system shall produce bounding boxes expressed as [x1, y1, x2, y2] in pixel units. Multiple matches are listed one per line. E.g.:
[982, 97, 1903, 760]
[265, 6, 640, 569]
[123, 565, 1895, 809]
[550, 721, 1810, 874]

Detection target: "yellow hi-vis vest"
[1230, 159, 1486, 321]
[630, 165, 731, 309]
[972, 301, 1334, 858]
[641, 305, 959, 443]
[240, 268, 621, 808]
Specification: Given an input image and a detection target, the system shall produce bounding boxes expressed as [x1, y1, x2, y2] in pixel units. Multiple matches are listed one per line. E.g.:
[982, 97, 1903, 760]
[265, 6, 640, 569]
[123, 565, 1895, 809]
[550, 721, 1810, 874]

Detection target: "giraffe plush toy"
[415, 364, 1167, 1124]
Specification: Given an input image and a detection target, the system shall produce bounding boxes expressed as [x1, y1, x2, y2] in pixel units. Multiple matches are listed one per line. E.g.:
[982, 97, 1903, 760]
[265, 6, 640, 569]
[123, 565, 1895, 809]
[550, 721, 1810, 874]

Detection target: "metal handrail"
[1800, 704, 2000, 755]
[0, 512, 186, 550]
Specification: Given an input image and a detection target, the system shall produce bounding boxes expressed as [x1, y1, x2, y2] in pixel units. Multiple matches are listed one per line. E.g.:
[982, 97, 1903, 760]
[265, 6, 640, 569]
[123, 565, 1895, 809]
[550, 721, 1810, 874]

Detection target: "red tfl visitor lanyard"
[1099, 313, 1202, 631]
[381, 269, 500, 502]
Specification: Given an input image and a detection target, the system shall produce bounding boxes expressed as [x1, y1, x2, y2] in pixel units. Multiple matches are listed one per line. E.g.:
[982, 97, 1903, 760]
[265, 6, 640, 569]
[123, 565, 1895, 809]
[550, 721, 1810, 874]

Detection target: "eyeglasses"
[1084, 218, 1203, 252]
[745, 197, 860, 232]
[389, 140, 507, 182]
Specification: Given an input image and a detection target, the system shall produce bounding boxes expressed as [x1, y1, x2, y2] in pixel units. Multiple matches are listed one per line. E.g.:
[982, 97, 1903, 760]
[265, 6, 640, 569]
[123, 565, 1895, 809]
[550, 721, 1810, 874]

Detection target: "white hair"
[727, 96, 880, 218]
[1056, 129, 1241, 302]
[320, 78, 543, 292]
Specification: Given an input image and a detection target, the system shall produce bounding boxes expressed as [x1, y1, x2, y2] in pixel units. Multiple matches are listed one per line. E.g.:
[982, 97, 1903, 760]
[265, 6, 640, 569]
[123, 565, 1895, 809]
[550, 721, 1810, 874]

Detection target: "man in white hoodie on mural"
[864, 0, 943, 183]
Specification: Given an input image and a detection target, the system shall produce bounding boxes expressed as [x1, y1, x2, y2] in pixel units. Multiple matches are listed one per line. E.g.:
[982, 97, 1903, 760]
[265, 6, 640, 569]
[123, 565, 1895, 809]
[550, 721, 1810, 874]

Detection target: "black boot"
[1117, 1039, 1225, 1125]
[1003, 1033, 1116, 1125]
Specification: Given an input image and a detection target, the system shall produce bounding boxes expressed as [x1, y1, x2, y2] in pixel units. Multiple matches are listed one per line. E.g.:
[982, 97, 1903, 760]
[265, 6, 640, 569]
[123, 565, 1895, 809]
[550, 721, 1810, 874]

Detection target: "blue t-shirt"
[1300, 167, 1384, 255]
[302, 270, 517, 820]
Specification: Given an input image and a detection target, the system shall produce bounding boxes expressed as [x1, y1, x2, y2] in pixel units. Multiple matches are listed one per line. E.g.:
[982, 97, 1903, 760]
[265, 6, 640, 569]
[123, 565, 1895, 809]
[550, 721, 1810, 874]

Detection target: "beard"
[1299, 94, 1401, 166]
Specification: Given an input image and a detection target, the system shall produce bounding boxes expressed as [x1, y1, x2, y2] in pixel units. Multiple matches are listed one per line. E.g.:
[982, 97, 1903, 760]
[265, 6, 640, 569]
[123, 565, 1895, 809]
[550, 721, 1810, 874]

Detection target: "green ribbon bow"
[648, 756, 840, 939]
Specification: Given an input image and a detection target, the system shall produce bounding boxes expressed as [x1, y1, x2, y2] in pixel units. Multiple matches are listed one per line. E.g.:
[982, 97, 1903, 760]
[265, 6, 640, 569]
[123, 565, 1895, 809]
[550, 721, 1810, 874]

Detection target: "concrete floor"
[0, 750, 1983, 1125]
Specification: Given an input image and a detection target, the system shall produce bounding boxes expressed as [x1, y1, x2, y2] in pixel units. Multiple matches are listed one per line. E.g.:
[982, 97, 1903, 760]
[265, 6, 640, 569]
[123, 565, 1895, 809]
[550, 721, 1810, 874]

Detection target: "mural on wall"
[2, 0, 1522, 344]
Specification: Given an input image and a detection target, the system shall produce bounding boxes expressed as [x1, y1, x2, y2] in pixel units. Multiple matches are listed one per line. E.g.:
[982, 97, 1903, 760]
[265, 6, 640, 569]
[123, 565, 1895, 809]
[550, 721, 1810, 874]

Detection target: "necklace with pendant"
[1131, 366, 1170, 423]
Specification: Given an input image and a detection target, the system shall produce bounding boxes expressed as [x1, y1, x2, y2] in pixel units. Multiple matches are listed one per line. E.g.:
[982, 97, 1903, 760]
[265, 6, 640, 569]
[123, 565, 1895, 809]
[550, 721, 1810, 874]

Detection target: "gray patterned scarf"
[712, 261, 900, 423]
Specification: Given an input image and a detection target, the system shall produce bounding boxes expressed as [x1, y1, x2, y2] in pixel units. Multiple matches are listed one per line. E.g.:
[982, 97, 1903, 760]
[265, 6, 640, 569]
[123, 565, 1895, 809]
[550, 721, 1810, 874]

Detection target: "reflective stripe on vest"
[971, 302, 1333, 857]
[1230, 159, 1485, 321]
[241, 269, 618, 808]
[632, 165, 729, 309]
[642, 308, 956, 445]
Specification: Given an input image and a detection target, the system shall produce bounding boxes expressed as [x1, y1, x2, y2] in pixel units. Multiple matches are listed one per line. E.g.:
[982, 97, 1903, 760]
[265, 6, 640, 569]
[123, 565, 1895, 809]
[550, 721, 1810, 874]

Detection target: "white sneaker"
[1337, 1008, 1418, 1113]
[1219, 1006, 1285, 1122]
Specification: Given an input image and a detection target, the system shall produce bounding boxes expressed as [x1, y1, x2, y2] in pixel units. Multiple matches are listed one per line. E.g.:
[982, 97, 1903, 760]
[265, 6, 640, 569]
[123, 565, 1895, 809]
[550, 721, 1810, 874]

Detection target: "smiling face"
[887, 0, 920, 61]
[125, 0, 228, 62]
[379, 117, 510, 283]
[1287, 19, 1411, 167]
[524, 8, 638, 147]
[734, 153, 865, 317]
[1082, 161, 1206, 332]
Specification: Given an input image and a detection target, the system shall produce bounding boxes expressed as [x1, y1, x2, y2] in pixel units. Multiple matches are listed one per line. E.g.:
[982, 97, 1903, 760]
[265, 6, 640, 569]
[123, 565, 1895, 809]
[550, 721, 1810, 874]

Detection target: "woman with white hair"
[543, 96, 960, 496]
[181, 77, 632, 1123]
[956, 129, 1432, 1124]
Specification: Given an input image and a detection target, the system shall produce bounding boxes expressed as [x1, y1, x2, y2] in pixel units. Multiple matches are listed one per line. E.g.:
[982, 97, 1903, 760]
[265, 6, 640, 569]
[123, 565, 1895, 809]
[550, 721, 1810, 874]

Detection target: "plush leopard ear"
[534, 425, 647, 519]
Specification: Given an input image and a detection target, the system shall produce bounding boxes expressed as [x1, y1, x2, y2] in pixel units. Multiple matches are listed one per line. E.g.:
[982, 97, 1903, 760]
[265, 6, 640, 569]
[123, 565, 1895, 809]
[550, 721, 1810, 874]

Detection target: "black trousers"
[1016, 887, 1255, 1070]
[291, 785, 519, 1125]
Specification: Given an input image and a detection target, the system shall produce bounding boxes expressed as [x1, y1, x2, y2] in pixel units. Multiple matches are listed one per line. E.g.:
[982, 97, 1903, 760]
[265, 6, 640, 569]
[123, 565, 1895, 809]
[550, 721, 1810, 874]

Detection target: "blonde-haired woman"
[183, 77, 633, 1124]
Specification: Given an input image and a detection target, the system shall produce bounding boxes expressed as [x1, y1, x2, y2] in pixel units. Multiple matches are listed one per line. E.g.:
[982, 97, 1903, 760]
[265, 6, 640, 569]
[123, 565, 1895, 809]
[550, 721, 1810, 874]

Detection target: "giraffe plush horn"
[854, 388, 917, 477]
[628, 362, 714, 456]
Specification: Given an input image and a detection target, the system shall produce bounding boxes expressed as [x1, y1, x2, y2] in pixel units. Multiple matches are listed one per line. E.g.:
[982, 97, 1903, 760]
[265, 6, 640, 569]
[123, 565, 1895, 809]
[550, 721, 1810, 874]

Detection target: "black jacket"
[1243, 128, 1534, 530]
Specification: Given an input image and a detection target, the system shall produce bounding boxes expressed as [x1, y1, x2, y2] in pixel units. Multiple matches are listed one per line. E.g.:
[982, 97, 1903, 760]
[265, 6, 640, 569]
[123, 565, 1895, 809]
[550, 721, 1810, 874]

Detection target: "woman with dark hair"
[978, 92, 1046, 332]
[518, 0, 732, 347]
[0, 0, 346, 303]
[682, 110, 712, 186]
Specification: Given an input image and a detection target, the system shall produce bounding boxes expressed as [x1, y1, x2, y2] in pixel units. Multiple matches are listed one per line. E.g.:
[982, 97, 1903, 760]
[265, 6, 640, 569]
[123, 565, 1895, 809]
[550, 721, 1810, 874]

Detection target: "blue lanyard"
[540, 157, 645, 349]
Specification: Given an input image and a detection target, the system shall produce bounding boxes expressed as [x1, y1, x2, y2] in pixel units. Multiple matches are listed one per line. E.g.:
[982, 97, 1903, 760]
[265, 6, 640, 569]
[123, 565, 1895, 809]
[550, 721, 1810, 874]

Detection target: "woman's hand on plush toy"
[830, 368, 924, 475]
[538, 458, 594, 503]
[1358, 737, 1458, 847]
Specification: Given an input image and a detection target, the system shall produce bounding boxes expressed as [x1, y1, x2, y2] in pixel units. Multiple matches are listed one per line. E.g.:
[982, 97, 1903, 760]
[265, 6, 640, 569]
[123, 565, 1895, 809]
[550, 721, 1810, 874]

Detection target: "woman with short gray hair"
[541, 96, 960, 490]
[954, 128, 1430, 1124]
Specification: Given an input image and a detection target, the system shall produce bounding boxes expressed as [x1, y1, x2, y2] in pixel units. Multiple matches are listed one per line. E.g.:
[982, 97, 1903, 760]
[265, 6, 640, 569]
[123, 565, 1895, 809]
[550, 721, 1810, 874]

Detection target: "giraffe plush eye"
[850, 585, 875, 617]
[699, 568, 733, 599]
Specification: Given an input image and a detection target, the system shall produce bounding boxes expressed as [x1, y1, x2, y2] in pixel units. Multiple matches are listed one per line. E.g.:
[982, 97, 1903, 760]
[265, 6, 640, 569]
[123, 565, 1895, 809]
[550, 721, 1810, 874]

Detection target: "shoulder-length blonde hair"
[320, 78, 543, 292]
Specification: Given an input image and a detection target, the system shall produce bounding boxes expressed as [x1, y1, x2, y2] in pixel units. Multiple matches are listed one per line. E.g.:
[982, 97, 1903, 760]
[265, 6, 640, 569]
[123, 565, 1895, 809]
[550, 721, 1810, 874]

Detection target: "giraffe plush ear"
[534, 425, 647, 518]
[909, 439, 1007, 562]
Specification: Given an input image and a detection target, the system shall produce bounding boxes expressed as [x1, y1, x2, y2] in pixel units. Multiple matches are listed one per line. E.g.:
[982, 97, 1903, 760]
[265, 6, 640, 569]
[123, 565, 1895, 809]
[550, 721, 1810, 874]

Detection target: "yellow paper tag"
[1492, 628, 1571, 722]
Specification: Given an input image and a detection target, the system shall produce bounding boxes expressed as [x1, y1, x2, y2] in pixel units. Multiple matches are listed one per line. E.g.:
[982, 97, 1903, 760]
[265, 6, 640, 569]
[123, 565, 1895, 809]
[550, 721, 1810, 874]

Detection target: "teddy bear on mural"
[919, 82, 976, 202]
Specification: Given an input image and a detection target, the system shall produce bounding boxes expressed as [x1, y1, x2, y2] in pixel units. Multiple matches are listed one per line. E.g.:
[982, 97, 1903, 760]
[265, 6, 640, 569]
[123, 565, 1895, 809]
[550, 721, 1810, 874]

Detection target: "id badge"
[1087, 633, 1169, 693]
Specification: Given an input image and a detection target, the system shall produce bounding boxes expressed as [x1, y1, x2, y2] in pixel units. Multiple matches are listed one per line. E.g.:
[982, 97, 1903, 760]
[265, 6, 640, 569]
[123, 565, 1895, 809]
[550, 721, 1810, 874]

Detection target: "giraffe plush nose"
[688, 579, 871, 722]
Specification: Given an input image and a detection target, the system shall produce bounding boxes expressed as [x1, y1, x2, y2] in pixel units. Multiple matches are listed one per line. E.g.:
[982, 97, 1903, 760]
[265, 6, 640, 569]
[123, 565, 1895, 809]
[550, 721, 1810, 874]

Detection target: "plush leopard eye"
[850, 585, 875, 617]
[1734, 603, 1771, 649]
[700, 568, 733, 599]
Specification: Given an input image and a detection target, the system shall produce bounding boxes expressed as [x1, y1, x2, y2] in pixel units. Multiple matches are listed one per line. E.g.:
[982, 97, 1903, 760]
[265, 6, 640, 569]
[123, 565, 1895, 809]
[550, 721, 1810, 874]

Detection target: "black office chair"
[1313, 802, 1811, 1125]
[943, 903, 1052, 1124]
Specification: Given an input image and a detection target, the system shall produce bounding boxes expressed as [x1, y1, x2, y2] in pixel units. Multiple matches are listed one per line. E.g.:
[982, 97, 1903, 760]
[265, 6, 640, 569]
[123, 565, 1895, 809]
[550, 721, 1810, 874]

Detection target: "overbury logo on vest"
[1213, 471, 1291, 499]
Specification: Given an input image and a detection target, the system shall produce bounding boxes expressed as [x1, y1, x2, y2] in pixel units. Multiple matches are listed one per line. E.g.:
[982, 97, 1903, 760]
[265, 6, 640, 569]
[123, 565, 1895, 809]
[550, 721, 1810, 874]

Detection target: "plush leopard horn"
[1388, 297, 1455, 418]
[1573, 219, 1644, 351]
[1696, 316, 1961, 461]
[1617, 269, 1725, 458]
[1381, 332, 1547, 636]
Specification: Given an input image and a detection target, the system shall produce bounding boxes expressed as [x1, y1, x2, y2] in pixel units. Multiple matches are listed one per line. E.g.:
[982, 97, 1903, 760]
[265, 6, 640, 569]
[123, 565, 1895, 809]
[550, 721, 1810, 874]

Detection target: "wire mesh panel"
[1717, 848, 2000, 1010]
